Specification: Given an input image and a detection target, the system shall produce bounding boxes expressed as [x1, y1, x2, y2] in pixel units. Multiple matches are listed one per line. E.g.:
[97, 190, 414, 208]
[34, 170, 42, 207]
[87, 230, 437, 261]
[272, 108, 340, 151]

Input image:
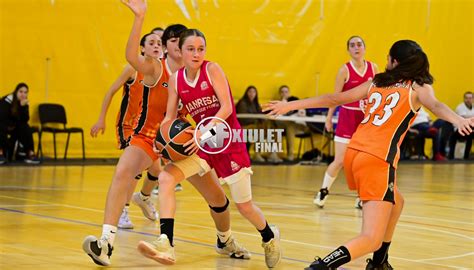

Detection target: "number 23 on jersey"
[361, 91, 401, 126]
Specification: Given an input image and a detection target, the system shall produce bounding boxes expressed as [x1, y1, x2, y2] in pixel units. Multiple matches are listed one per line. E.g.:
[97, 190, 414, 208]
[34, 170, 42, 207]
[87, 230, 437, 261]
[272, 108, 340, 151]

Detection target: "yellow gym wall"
[0, 0, 472, 158]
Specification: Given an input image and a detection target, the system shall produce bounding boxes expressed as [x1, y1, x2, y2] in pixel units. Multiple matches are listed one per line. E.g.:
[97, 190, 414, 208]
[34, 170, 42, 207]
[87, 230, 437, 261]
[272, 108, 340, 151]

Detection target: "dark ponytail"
[373, 40, 433, 87]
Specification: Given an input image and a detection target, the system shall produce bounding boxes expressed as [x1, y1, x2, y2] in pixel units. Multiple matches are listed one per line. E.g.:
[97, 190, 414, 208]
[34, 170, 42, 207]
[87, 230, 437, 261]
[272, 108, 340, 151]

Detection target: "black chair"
[38, 103, 85, 160]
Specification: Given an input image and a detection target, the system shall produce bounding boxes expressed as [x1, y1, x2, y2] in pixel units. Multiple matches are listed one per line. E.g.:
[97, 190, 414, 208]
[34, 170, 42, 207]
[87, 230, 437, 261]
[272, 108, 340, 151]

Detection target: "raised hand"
[122, 0, 147, 17]
[262, 100, 291, 117]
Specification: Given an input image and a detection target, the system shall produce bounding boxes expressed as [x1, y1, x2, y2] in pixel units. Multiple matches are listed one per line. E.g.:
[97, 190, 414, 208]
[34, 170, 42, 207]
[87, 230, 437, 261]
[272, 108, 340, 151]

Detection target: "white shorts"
[172, 154, 254, 203]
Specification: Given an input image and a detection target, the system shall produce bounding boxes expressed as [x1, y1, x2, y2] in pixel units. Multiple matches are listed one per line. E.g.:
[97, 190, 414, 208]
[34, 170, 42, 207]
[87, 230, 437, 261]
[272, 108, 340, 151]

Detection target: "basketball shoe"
[305, 257, 336, 270]
[132, 192, 158, 221]
[365, 258, 393, 270]
[215, 235, 251, 259]
[118, 208, 133, 229]
[137, 234, 176, 265]
[82, 235, 113, 266]
[262, 225, 281, 268]
[313, 188, 329, 208]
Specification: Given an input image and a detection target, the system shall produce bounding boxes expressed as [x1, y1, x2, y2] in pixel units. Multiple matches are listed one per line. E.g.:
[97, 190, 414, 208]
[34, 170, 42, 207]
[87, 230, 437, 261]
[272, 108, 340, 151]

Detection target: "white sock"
[217, 229, 232, 243]
[139, 192, 150, 201]
[322, 172, 337, 190]
[124, 205, 129, 211]
[101, 224, 117, 246]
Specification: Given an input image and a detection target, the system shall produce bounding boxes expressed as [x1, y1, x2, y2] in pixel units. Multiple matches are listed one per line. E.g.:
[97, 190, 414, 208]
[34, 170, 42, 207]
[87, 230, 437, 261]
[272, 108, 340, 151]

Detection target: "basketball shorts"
[172, 151, 253, 203]
[344, 148, 396, 204]
[334, 107, 365, 144]
[129, 134, 159, 161]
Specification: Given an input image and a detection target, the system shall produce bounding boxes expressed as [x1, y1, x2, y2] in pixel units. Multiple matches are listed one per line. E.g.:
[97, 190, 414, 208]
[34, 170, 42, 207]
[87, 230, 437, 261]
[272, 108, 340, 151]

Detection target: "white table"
[236, 113, 338, 124]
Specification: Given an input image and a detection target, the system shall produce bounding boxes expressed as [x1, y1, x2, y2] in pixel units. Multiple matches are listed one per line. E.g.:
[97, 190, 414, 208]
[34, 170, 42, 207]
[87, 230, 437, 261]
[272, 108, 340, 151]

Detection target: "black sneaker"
[313, 188, 329, 208]
[366, 258, 394, 270]
[82, 235, 113, 266]
[24, 155, 40, 164]
[305, 257, 336, 270]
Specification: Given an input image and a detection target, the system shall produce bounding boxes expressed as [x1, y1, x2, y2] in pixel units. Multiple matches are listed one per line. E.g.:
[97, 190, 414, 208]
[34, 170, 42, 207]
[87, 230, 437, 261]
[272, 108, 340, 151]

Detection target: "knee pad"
[147, 171, 158, 181]
[209, 196, 229, 213]
[226, 168, 253, 204]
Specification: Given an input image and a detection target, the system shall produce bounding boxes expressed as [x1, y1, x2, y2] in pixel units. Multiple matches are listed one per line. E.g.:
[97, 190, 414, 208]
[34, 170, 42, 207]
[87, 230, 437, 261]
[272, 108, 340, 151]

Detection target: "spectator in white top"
[448, 91, 474, 159]
[408, 107, 446, 160]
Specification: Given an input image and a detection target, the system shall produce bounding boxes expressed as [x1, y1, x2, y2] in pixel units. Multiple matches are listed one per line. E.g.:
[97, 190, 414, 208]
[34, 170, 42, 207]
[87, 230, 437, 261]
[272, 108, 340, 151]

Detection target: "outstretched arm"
[90, 65, 135, 137]
[415, 84, 473, 136]
[122, 0, 157, 75]
[263, 81, 371, 116]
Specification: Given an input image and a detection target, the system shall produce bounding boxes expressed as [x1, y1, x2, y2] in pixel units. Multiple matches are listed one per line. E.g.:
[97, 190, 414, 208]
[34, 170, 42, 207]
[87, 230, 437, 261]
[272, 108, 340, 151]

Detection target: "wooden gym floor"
[0, 162, 473, 269]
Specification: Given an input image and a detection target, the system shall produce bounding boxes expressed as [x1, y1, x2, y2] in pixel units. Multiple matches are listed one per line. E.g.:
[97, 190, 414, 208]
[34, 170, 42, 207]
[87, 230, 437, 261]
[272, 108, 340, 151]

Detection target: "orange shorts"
[344, 148, 396, 203]
[116, 126, 133, 150]
[129, 134, 159, 161]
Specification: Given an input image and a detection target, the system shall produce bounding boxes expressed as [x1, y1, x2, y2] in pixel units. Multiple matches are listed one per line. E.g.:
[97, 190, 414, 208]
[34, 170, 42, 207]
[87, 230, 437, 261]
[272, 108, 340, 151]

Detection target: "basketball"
[155, 118, 194, 161]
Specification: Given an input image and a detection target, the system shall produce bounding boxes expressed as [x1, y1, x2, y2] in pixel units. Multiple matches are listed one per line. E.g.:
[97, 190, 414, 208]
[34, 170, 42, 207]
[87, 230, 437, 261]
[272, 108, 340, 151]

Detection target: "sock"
[322, 172, 337, 190]
[217, 229, 232, 243]
[258, 222, 274, 243]
[322, 245, 351, 268]
[101, 224, 117, 246]
[160, 218, 175, 246]
[139, 191, 150, 200]
[372, 242, 391, 265]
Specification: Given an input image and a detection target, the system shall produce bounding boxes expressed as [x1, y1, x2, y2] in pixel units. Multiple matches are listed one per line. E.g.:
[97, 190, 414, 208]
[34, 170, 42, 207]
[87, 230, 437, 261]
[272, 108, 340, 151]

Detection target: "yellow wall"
[1, 0, 472, 157]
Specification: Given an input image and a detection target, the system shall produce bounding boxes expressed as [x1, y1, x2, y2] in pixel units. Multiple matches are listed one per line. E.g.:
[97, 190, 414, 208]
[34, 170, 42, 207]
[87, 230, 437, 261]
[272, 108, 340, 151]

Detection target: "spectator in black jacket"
[0, 83, 39, 164]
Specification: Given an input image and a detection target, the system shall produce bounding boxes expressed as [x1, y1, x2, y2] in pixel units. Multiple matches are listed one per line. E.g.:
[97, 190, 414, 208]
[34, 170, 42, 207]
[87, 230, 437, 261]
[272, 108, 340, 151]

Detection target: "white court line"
[0, 194, 471, 269]
[401, 214, 474, 226]
[0, 204, 57, 208]
[416, 252, 474, 262]
[0, 185, 80, 191]
[398, 223, 474, 241]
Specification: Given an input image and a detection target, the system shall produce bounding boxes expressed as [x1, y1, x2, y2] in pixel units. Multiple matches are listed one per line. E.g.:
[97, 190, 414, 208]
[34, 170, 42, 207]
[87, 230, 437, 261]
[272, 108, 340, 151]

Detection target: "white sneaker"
[137, 234, 176, 265]
[313, 188, 329, 208]
[174, 183, 183, 192]
[262, 225, 282, 268]
[355, 197, 363, 209]
[132, 192, 158, 221]
[215, 236, 251, 259]
[118, 208, 133, 229]
[82, 235, 113, 266]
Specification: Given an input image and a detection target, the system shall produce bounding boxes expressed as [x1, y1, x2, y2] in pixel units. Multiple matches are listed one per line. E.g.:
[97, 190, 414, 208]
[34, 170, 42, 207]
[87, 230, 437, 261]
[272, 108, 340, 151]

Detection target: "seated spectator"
[448, 91, 474, 159]
[273, 85, 309, 162]
[0, 83, 40, 164]
[407, 107, 446, 160]
[236, 85, 265, 162]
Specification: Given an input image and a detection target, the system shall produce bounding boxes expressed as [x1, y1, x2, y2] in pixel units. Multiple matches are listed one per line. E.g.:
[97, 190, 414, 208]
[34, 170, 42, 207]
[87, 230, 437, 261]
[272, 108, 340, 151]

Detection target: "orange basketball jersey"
[133, 58, 169, 139]
[115, 71, 144, 148]
[348, 81, 418, 167]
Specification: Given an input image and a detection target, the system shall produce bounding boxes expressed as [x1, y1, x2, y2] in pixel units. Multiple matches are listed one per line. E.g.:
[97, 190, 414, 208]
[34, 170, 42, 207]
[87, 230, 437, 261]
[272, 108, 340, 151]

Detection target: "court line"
[401, 214, 474, 226]
[0, 204, 57, 208]
[0, 195, 471, 269]
[0, 206, 310, 265]
[415, 252, 474, 262]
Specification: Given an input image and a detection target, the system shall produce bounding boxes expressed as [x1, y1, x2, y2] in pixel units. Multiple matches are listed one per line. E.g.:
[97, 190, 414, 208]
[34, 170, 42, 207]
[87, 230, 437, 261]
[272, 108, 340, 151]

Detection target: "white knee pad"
[224, 168, 253, 204]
